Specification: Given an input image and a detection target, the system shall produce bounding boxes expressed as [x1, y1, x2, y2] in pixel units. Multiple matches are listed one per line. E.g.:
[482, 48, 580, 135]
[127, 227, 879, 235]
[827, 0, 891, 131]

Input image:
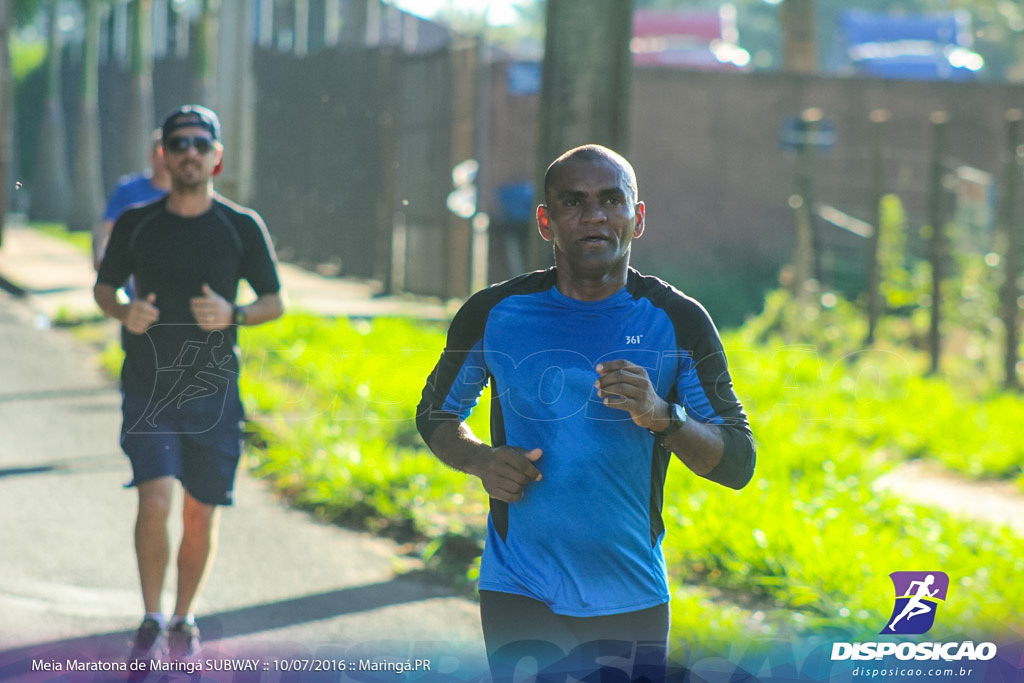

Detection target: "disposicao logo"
[882, 571, 949, 635]
[831, 570, 998, 664]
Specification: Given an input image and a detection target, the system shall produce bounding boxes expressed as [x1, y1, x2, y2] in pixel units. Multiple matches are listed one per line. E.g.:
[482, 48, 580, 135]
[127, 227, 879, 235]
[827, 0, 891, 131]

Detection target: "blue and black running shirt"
[417, 268, 755, 617]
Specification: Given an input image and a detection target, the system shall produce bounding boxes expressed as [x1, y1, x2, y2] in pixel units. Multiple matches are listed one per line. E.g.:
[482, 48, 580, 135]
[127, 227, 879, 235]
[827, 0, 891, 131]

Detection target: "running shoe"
[167, 620, 201, 660]
[127, 617, 166, 662]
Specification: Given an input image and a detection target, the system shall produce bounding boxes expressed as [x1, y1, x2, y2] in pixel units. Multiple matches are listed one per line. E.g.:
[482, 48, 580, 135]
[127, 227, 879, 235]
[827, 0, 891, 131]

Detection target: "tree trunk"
[790, 108, 823, 299]
[927, 111, 949, 376]
[124, 0, 154, 176]
[215, 0, 255, 203]
[293, 0, 309, 56]
[0, 1, 12, 245]
[445, 41, 477, 299]
[340, 0, 369, 47]
[28, 0, 71, 223]
[864, 109, 889, 345]
[780, 0, 817, 74]
[375, 47, 398, 293]
[67, 0, 104, 233]
[999, 110, 1022, 392]
[532, 0, 633, 269]
[192, 0, 218, 107]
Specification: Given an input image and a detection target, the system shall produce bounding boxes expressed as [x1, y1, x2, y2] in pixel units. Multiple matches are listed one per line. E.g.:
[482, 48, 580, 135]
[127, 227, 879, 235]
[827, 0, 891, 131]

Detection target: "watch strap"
[651, 403, 686, 437]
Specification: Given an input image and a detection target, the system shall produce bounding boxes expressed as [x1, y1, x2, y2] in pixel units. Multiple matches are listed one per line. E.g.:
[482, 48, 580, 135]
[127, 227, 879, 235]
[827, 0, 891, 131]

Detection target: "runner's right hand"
[124, 293, 160, 335]
[474, 446, 543, 503]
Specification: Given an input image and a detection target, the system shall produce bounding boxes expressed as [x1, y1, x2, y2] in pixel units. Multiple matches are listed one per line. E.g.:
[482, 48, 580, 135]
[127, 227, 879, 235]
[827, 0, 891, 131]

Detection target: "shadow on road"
[0, 465, 59, 479]
[0, 387, 116, 404]
[0, 455, 126, 480]
[0, 576, 447, 672]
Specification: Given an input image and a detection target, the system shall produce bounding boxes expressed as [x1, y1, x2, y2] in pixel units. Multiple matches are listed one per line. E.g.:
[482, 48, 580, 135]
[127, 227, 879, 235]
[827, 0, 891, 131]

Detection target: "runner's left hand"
[595, 360, 668, 431]
[190, 283, 233, 331]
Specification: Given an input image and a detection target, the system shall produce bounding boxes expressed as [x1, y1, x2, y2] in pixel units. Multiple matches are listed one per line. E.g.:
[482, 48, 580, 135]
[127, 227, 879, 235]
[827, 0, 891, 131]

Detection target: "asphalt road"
[0, 292, 487, 680]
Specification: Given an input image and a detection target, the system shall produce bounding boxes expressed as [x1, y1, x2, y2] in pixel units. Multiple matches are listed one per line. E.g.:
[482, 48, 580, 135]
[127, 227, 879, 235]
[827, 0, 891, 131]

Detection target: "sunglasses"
[165, 136, 216, 154]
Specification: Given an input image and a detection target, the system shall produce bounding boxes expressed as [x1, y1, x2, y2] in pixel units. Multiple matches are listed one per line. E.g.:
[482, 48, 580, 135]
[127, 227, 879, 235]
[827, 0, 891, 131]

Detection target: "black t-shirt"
[96, 195, 281, 397]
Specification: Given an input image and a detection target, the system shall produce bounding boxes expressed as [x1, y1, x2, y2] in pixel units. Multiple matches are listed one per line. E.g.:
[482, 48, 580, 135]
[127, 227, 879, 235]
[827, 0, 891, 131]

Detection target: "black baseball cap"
[161, 104, 221, 144]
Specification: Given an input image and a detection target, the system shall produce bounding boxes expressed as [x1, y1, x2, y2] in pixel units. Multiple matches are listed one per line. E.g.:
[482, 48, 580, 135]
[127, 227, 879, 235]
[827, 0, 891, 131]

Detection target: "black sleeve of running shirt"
[416, 286, 497, 446]
[416, 270, 556, 447]
[234, 210, 281, 296]
[686, 311, 756, 490]
[636, 272, 756, 490]
[96, 202, 157, 288]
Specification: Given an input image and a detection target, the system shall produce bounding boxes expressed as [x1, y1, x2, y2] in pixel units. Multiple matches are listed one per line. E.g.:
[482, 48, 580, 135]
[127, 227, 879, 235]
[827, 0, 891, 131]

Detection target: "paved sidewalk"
[0, 223, 486, 680]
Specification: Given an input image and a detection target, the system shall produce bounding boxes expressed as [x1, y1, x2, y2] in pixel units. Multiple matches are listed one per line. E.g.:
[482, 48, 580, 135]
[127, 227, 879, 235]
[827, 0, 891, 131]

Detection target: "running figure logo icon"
[130, 329, 239, 434]
[882, 571, 949, 635]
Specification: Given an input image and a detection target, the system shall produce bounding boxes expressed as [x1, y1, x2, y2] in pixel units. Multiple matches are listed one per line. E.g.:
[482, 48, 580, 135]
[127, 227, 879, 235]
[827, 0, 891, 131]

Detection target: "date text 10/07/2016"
[270, 658, 432, 674]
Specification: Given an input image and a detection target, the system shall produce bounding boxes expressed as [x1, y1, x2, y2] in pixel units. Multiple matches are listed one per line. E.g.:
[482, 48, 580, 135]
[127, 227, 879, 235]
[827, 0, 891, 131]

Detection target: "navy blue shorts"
[120, 390, 245, 506]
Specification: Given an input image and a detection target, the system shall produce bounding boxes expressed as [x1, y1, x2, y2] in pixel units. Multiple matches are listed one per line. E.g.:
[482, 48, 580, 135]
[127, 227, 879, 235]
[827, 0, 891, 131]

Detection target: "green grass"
[221, 304, 1024, 644]
[664, 332, 1023, 641]
[33, 222, 93, 254]
[738, 289, 1024, 486]
[235, 314, 492, 584]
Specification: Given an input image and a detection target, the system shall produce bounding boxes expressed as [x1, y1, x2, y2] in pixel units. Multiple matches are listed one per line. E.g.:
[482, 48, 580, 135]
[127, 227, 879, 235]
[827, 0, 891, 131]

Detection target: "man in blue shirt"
[417, 144, 755, 680]
[92, 130, 171, 270]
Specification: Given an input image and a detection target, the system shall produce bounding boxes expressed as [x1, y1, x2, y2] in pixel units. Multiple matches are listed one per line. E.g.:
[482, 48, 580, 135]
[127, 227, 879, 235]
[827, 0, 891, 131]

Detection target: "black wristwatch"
[651, 403, 687, 438]
[233, 305, 247, 326]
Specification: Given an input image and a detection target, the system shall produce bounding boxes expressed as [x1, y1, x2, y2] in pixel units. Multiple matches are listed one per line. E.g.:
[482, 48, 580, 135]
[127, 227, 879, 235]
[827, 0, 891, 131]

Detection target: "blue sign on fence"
[780, 117, 836, 153]
[507, 62, 542, 96]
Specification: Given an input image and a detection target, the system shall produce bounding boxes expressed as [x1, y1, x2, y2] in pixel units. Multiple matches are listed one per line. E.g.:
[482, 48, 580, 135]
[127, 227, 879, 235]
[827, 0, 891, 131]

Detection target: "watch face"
[651, 403, 686, 437]
[667, 403, 686, 433]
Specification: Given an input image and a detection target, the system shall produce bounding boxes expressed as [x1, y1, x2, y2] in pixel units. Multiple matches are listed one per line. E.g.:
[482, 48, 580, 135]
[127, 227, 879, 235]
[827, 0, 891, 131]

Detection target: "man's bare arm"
[94, 283, 159, 335]
[92, 219, 114, 271]
[427, 419, 542, 503]
[190, 285, 285, 331]
[239, 291, 285, 326]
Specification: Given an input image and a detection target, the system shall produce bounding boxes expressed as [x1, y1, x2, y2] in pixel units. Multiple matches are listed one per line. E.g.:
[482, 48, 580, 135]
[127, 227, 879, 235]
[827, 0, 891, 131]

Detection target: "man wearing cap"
[94, 105, 285, 662]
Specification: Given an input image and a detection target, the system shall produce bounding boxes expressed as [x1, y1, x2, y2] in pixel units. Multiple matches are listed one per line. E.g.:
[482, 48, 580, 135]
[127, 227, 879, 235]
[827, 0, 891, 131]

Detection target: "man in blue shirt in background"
[92, 129, 171, 271]
[417, 144, 756, 681]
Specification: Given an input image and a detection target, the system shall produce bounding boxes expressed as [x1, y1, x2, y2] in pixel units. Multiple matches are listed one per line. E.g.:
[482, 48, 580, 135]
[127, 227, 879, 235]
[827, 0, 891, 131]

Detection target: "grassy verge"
[739, 290, 1024, 487]
[236, 314, 491, 587]
[665, 331, 1023, 641]
[33, 222, 93, 254]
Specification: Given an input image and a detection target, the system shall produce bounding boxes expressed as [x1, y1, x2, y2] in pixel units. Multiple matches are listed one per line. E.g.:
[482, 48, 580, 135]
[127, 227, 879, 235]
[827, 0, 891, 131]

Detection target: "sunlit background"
[4, 0, 1024, 326]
